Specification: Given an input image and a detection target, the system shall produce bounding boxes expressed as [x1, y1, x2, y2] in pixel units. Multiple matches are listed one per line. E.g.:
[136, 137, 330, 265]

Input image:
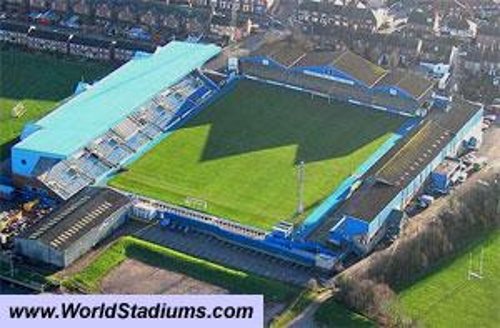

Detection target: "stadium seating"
[141, 105, 174, 131]
[241, 61, 288, 84]
[140, 122, 163, 139]
[125, 131, 150, 151]
[105, 145, 133, 165]
[72, 151, 111, 179]
[36, 70, 218, 201]
[372, 93, 418, 115]
[172, 75, 203, 98]
[90, 133, 134, 166]
[40, 161, 93, 200]
[112, 118, 140, 140]
[151, 199, 267, 239]
[242, 61, 374, 105]
[242, 59, 429, 114]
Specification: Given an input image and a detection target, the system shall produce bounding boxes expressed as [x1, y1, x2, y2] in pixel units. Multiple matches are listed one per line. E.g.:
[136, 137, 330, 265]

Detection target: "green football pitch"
[399, 230, 500, 328]
[110, 80, 405, 230]
[0, 47, 114, 160]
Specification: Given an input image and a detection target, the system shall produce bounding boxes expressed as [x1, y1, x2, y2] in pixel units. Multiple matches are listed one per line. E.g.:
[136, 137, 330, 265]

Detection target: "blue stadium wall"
[12, 148, 65, 177]
[291, 65, 367, 90]
[329, 106, 484, 249]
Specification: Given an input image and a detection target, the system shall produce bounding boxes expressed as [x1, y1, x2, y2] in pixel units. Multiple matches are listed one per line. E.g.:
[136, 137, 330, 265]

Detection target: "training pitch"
[110, 80, 405, 230]
[399, 231, 500, 328]
[0, 48, 113, 160]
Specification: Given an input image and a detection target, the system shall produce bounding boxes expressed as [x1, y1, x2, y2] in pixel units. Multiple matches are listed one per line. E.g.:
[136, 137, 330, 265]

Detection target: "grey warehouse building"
[15, 187, 130, 267]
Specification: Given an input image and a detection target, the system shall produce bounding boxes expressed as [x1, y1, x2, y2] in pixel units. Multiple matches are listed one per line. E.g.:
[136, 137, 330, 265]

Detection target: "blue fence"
[158, 210, 319, 266]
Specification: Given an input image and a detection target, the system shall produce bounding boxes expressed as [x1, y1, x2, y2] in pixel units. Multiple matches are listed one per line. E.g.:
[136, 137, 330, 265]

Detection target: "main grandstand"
[11, 39, 484, 269]
[12, 41, 221, 200]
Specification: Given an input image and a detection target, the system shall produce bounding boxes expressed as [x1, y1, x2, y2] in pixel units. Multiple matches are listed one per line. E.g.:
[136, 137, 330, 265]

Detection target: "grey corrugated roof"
[18, 187, 129, 251]
[331, 50, 387, 86]
[375, 69, 435, 101]
[254, 39, 310, 67]
[342, 99, 481, 222]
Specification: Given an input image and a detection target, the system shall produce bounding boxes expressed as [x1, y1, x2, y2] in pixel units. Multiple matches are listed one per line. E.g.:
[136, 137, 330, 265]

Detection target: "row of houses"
[0, 20, 156, 61]
[305, 25, 458, 69]
[297, 4, 500, 76]
[405, 0, 500, 20]
[296, 1, 500, 49]
[407, 8, 500, 44]
[1, 0, 273, 18]
[296, 0, 385, 33]
[172, 0, 274, 15]
[2, 1, 212, 38]
[312, 25, 499, 79]
[2, 1, 265, 44]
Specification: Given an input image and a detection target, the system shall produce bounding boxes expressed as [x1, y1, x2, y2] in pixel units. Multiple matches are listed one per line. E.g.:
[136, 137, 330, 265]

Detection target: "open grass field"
[110, 80, 405, 230]
[399, 230, 500, 328]
[64, 236, 298, 303]
[0, 47, 114, 160]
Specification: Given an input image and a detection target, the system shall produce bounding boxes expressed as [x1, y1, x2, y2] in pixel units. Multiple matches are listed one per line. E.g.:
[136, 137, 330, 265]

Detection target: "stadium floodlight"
[297, 161, 305, 215]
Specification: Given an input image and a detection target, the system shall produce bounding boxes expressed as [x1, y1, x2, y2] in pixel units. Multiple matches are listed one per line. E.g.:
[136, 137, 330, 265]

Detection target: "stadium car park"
[0, 37, 486, 284]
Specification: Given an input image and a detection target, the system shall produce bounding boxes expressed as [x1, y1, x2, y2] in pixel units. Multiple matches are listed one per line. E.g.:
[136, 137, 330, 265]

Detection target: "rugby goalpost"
[11, 102, 27, 118]
[468, 247, 485, 280]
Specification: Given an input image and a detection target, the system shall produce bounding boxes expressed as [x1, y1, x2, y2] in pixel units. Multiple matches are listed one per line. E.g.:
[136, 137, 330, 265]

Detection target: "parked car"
[461, 152, 477, 165]
[484, 114, 497, 122]
[418, 195, 435, 208]
[482, 120, 491, 131]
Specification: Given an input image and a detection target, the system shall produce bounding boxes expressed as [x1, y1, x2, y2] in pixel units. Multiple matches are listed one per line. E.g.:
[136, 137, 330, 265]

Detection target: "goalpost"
[11, 102, 27, 118]
[185, 196, 208, 211]
[468, 247, 485, 280]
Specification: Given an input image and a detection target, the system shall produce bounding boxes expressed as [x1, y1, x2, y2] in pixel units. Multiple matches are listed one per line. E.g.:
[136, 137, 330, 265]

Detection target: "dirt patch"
[100, 259, 228, 294]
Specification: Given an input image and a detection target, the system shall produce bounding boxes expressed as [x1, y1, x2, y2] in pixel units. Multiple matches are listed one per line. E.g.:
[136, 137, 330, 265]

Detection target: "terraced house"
[296, 0, 385, 33]
[173, 0, 274, 15]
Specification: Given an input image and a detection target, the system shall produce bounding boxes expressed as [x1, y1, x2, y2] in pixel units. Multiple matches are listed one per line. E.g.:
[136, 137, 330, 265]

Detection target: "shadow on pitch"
[180, 81, 405, 164]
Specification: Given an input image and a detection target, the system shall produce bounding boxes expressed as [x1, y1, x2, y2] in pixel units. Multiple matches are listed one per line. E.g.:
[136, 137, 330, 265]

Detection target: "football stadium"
[10, 40, 484, 269]
[109, 79, 406, 230]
